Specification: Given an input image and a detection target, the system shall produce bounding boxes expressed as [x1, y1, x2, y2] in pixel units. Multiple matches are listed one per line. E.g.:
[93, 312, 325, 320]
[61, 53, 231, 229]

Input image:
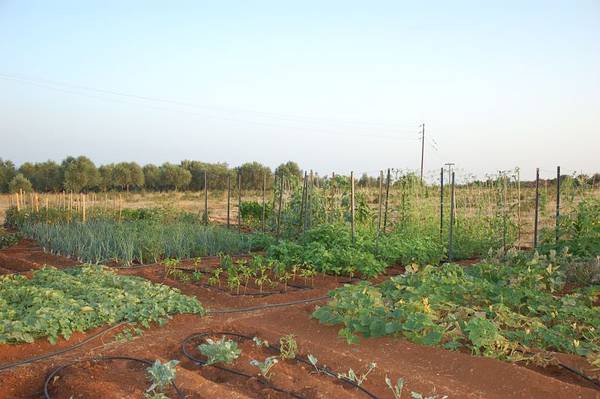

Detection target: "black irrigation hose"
[181, 332, 380, 399]
[559, 362, 600, 389]
[0, 322, 128, 373]
[208, 295, 330, 315]
[43, 356, 186, 399]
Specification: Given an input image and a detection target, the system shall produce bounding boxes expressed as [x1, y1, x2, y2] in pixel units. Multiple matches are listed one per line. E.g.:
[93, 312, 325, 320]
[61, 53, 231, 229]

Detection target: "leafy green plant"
[410, 392, 448, 399]
[307, 354, 319, 373]
[337, 362, 376, 386]
[146, 359, 179, 396]
[253, 336, 269, 347]
[198, 336, 242, 365]
[385, 376, 405, 399]
[279, 334, 298, 360]
[250, 356, 279, 379]
[0, 265, 204, 344]
[314, 251, 600, 368]
[0, 230, 21, 249]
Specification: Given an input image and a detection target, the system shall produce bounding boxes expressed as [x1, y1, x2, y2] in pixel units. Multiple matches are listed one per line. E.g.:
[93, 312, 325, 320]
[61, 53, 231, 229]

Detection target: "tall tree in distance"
[275, 161, 302, 180]
[143, 164, 161, 191]
[238, 162, 273, 190]
[160, 163, 191, 191]
[113, 162, 144, 192]
[8, 173, 33, 193]
[0, 158, 17, 193]
[62, 156, 99, 192]
[98, 164, 115, 191]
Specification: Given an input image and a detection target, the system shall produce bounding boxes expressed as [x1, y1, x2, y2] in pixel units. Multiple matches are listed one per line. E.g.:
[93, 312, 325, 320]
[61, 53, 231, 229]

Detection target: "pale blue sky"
[0, 1, 598, 180]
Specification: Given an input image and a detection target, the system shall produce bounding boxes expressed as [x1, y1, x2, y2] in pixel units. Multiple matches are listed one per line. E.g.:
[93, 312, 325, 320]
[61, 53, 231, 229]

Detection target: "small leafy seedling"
[307, 354, 319, 373]
[337, 362, 376, 386]
[250, 356, 279, 379]
[279, 334, 298, 360]
[253, 336, 269, 348]
[385, 375, 405, 399]
[198, 336, 241, 365]
[146, 359, 179, 394]
[410, 393, 448, 399]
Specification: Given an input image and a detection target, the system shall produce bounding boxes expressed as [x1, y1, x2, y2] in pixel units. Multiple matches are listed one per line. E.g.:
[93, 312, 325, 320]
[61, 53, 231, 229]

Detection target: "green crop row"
[18, 220, 269, 265]
[0, 265, 204, 344]
[313, 249, 600, 368]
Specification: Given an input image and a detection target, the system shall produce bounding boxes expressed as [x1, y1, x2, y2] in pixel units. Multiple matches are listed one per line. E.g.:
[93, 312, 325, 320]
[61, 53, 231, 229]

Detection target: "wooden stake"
[261, 173, 266, 232]
[448, 172, 456, 261]
[383, 168, 391, 233]
[237, 171, 242, 231]
[82, 194, 87, 223]
[276, 172, 283, 239]
[377, 170, 383, 235]
[555, 166, 561, 245]
[300, 172, 307, 232]
[227, 174, 231, 229]
[350, 171, 356, 244]
[204, 171, 208, 225]
[534, 168, 540, 249]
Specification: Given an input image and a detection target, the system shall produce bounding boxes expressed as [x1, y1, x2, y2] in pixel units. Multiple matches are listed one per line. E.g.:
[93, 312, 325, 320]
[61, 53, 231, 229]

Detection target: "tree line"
[0, 156, 303, 193]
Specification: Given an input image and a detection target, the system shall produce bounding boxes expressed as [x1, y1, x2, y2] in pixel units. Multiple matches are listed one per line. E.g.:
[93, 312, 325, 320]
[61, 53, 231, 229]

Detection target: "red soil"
[0, 242, 599, 399]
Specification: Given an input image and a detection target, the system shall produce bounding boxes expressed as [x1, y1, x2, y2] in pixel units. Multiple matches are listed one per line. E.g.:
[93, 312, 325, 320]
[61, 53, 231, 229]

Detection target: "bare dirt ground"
[0, 242, 599, 399]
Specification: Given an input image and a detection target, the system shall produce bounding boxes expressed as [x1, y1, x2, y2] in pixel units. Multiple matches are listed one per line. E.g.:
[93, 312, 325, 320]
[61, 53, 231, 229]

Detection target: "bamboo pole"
[82, 194, 87, 223]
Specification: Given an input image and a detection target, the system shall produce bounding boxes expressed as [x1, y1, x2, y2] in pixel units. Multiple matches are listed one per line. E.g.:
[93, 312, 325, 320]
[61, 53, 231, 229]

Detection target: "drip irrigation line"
[0, 322, 128, 373]
[43, 356, 185, 399]
[558, 362, 600, 388]
[207, 295, 330, 314]
[181, 332, 380, 399]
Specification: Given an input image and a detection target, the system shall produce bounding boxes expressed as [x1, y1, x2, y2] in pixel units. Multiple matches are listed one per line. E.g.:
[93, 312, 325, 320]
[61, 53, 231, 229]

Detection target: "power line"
[0, 72, 421, 142]
[0, 72, 418, 131]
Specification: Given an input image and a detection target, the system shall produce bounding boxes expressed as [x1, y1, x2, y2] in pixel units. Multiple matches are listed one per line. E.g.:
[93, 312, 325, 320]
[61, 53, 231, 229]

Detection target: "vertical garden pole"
[300, 171, 307, 232]
[440, 167, 444, 240]
[237, 171, 242, 232]
[261, 173, 266, 232]
[307, 170, 314, 230]
[204, 171, 208, 225]
[502, 174, 508, 253]
[350, 171, 356, 244]
[533, 168, 540, 250]
[377, 170, 383, 235]
[555, 165, 561, 246]
[448, 171, 456, 261]
[226, 174, 231, 229]
[517, 168, 521, 249]
[383, 168, 391, 233]
[276, 172, 284, 239]
[82, 194, 86, 223]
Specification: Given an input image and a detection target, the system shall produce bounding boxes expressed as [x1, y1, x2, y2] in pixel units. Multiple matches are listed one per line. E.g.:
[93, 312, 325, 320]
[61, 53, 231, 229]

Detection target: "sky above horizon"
[0, 1, 599, 181]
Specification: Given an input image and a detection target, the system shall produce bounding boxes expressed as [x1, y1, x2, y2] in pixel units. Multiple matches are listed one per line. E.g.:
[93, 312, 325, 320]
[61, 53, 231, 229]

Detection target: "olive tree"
[0, 158, 16, 193]
[8, 173, 33, 193]
[62, 156, 99, 192]
[159, 163, 191, 191]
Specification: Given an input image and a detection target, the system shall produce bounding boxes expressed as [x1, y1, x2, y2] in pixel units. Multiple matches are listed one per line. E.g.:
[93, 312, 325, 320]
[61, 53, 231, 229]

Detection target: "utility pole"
[444, 163, 455, 180]
[420, 123, 425, 183]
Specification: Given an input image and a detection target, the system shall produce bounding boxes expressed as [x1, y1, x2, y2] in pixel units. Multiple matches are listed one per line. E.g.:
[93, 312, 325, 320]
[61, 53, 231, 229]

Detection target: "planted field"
[0, 179, 599, 398]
